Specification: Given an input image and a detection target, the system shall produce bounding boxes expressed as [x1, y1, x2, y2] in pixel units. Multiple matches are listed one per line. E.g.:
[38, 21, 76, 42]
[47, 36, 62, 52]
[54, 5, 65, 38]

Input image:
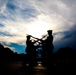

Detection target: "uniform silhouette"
[46, 30, 54, 58]
[25, 35, 37, 67]
[41, 30, 54, 63]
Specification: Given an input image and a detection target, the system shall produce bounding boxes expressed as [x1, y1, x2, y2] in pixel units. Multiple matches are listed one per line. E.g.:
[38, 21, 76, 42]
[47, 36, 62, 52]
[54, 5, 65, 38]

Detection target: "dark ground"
[0, 62, 48, 75]
[0, 61, 76, 75]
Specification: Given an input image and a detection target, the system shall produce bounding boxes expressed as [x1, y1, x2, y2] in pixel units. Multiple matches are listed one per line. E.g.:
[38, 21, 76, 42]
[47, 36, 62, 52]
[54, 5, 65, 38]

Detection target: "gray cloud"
[0, 23, 4, 27]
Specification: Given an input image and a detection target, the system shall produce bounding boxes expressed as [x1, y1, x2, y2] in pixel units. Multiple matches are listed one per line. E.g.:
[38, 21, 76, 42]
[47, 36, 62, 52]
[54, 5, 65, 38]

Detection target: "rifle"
[26, 34, 48, 47]
[26, 34, 47, 41]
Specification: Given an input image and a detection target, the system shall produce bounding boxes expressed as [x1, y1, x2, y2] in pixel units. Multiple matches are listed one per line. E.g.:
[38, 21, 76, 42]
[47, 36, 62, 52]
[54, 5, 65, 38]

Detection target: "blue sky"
[0, 0, 76, 54]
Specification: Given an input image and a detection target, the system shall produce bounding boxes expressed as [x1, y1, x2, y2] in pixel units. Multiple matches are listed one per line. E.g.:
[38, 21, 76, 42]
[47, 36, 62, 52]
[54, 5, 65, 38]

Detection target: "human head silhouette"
[26, 35, 31, 39]
[47, 30, 52, 35]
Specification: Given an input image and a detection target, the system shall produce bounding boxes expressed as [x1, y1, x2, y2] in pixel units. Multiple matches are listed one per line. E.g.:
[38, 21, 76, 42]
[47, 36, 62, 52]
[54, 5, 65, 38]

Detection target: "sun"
[26, 14, 55, 38]
[27, 19, 49, 38]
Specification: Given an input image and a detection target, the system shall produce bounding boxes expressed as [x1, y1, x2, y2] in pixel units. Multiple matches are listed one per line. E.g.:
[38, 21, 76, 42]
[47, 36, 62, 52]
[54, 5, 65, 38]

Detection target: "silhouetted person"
[25, 35, 37, 67]
[41, 30, 54, 65]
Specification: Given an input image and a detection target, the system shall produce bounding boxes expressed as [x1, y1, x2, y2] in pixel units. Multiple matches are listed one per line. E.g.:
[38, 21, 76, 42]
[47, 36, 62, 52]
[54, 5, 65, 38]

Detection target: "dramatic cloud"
[0, 0, 76, 53]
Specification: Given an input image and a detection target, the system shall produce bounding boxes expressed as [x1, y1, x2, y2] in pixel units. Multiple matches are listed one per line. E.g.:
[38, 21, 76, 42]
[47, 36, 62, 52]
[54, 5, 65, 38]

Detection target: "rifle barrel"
[26, 34, 47, 40]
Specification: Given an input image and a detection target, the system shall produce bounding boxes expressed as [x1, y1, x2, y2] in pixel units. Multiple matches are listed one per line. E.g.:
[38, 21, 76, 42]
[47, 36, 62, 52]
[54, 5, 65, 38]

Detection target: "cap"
[47, 30, 52, 33]
[26, 35, 31, 38]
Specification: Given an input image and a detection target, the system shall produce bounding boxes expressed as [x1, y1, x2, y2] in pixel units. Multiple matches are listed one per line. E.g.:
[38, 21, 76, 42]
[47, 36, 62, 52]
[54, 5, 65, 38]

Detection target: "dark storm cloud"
[63, 30, 76, 39]
[53, 25, 76, 52]
[60, 24, 76, 40]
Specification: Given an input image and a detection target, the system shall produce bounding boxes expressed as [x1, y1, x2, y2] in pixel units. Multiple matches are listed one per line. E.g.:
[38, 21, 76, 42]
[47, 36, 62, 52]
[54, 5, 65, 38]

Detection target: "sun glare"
[27, 20, 49, 38]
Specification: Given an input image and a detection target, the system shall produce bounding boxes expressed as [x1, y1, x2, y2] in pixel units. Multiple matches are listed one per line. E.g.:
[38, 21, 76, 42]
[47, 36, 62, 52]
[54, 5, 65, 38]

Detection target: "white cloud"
[0, 0, 9, 14]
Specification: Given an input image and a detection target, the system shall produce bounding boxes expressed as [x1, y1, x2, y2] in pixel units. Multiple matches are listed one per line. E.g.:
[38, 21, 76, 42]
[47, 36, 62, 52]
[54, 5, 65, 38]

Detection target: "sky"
[0, 0, 76, 54]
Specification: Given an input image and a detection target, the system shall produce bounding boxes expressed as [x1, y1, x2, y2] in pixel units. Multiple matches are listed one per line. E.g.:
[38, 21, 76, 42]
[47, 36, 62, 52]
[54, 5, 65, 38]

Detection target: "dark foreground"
[0, 44, 76, 75]
[0, 61, 76, 75]
[0, 62, 47, 75]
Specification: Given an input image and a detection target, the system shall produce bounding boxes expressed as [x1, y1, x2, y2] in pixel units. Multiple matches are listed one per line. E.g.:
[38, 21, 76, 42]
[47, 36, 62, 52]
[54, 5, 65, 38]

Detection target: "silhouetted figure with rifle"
[25, 35, 37, 67]
[41, 30, 54, 66]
